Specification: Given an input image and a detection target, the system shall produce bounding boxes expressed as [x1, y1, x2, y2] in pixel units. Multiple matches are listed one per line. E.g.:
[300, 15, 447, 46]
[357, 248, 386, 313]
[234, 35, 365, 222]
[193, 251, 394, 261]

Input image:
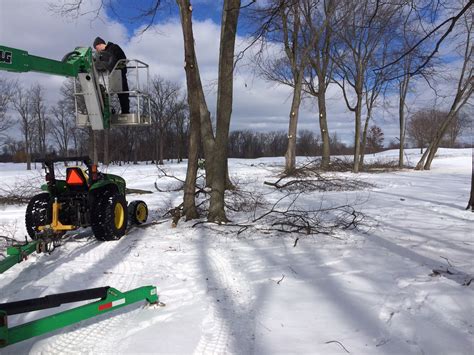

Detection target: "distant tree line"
[0, 0, 472, 220]
[0, 73, 469, 164]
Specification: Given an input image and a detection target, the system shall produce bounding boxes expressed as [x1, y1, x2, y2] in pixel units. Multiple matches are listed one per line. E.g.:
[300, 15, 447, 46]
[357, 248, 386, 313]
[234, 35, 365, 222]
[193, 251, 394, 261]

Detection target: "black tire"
[91, 190, 128, 241]
[25, 193, 51, 240]
[61, 51, 80, 62]
[128, 200, 148, 225]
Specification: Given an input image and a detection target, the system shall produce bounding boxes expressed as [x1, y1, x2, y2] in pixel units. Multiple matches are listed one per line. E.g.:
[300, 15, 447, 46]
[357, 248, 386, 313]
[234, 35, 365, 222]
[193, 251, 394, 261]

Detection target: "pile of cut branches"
[246, 192, 365, 239]
[0, 176, 43, 205]
[264, 160, 374, 192]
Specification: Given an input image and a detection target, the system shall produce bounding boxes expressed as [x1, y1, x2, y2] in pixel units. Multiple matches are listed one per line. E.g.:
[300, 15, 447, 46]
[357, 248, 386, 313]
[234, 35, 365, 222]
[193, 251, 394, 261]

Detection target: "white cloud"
[1, 0, 468, 147]
[0, 0, 128, 103]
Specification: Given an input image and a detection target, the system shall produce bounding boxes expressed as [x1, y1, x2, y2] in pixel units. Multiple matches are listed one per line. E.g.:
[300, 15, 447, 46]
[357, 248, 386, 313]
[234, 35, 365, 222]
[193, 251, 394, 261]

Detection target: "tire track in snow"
[376, 277, 432, 350]
[194, 247, 255, 355]
[34, 237, 146, 354]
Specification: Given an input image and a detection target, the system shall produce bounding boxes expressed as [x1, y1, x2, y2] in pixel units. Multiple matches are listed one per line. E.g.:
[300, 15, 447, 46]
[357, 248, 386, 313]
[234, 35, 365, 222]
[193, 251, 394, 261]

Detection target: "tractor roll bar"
[35, 156, 92, 164]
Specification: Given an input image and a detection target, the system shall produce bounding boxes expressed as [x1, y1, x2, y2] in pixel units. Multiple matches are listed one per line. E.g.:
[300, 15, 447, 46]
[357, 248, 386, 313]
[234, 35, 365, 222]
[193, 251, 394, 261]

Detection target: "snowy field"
[0, 148, 473, 354]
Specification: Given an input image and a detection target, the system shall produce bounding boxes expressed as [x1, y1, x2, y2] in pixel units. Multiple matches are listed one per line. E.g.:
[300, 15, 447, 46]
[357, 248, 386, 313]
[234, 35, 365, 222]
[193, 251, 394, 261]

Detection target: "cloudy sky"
[0, 0, 469, 145]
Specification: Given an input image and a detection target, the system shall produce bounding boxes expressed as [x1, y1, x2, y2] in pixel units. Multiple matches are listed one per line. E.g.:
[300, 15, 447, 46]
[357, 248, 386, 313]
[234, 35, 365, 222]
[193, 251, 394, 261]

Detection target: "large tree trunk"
[318, 89, 330, 169]
[421, 112, 457, 170]
[352, 66, 364, 174]
[25, 137, 31, 170]
[40, 118, 47, 159]
[177, 0, 240, 222]
[353, 98, 362, 173]
[197, 69, 215, 187]
[177, 0, 202, 220]
[467, 153, 474, 211]
[415, 113, 452, 170]
[207, 0, 240, 223]
[359, 109, 372, 170]
[178, 0, 199, 219]
[284, 71, 303, 174]
[398, 75, 410, 168]
[159, 129, 165, 165]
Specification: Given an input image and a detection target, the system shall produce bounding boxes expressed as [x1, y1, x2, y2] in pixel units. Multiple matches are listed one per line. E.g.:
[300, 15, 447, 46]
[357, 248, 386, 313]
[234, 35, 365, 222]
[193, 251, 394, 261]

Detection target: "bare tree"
[394, 12, 433, 168]
[255, 0, 317, 173]
[266, 131, 288, 156]
[408, 108, 467, 152]
[50, 99, 74, 157]
[416, 9, 473, 170]
[176, 0, 203, 220]
[407, 109, 436, 153]
[331, 0, 403, 173]
[206, 0, 242, 222]
[444, 111, 469, 147]
[171, 100, 189, 163]
[176, 0, 244, 222]
[59, 78, 89, 159]
[149, 76, 182, 165]
[12, 86, 34, 170]
[359, 39, 392, 168]
[366, 125, 384, 153]
[0, 77, 16, 146]
[30, 84, 49, 159]
[278, 1, 313, 174]
[297, 129, 320, 156]
[303, 0, 335, 169]
[108, 127, 137, 163]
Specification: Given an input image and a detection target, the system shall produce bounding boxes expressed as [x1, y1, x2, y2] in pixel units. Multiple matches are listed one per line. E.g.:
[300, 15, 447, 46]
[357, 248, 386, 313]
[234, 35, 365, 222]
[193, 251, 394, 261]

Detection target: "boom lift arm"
[0, 45, 150, 130]
[0, 46, 92, 76]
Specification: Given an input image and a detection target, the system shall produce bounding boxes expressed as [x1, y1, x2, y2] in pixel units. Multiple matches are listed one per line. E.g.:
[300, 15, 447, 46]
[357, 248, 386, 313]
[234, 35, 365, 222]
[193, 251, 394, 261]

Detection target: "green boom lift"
[0, 45, 151, 129]
[0, 45, 159, 347]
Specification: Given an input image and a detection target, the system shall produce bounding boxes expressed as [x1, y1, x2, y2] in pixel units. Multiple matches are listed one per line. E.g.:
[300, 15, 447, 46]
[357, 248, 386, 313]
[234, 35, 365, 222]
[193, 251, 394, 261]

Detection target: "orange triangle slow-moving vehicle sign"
[67, 168, 85, 185]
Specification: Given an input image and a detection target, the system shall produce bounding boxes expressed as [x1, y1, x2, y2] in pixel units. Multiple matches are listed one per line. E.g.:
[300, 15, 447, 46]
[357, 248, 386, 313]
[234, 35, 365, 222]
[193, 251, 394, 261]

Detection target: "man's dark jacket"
[100, 42, 130, 113]
[103, 42, 127, 73]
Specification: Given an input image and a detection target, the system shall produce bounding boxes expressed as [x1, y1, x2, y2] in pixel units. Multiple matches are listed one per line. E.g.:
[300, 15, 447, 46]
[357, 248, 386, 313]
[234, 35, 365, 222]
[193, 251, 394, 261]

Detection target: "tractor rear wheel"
[91, 191, 128, 241]
[128, 200, 148, 225]
[25, 193, 51, 240]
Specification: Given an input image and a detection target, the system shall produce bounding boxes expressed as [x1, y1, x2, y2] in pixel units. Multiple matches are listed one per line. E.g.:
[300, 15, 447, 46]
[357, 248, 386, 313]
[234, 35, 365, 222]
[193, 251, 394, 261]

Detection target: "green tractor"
[26, 156, 148, 242]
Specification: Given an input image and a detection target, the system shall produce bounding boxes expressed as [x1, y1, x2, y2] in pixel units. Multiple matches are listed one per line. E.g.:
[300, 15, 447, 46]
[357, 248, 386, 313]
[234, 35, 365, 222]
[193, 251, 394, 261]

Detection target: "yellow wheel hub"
[135, 203, 147, 223]
[114, 203, 125, 229]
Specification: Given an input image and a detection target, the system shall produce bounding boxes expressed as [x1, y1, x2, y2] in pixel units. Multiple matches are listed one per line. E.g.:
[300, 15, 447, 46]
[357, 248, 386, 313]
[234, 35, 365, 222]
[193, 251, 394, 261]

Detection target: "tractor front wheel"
[91, 191, 128, 241]
[128, 200, 148, 225]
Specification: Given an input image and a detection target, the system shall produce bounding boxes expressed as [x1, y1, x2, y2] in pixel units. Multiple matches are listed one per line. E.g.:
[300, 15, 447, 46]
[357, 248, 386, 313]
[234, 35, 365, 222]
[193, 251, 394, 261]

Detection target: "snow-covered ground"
[0, 148, 472, 354]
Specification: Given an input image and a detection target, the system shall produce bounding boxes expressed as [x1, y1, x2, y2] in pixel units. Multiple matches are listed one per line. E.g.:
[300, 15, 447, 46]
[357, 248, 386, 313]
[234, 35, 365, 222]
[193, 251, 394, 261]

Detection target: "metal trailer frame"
[0, 285, 159, 348]
[0, 241, 38, 274]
